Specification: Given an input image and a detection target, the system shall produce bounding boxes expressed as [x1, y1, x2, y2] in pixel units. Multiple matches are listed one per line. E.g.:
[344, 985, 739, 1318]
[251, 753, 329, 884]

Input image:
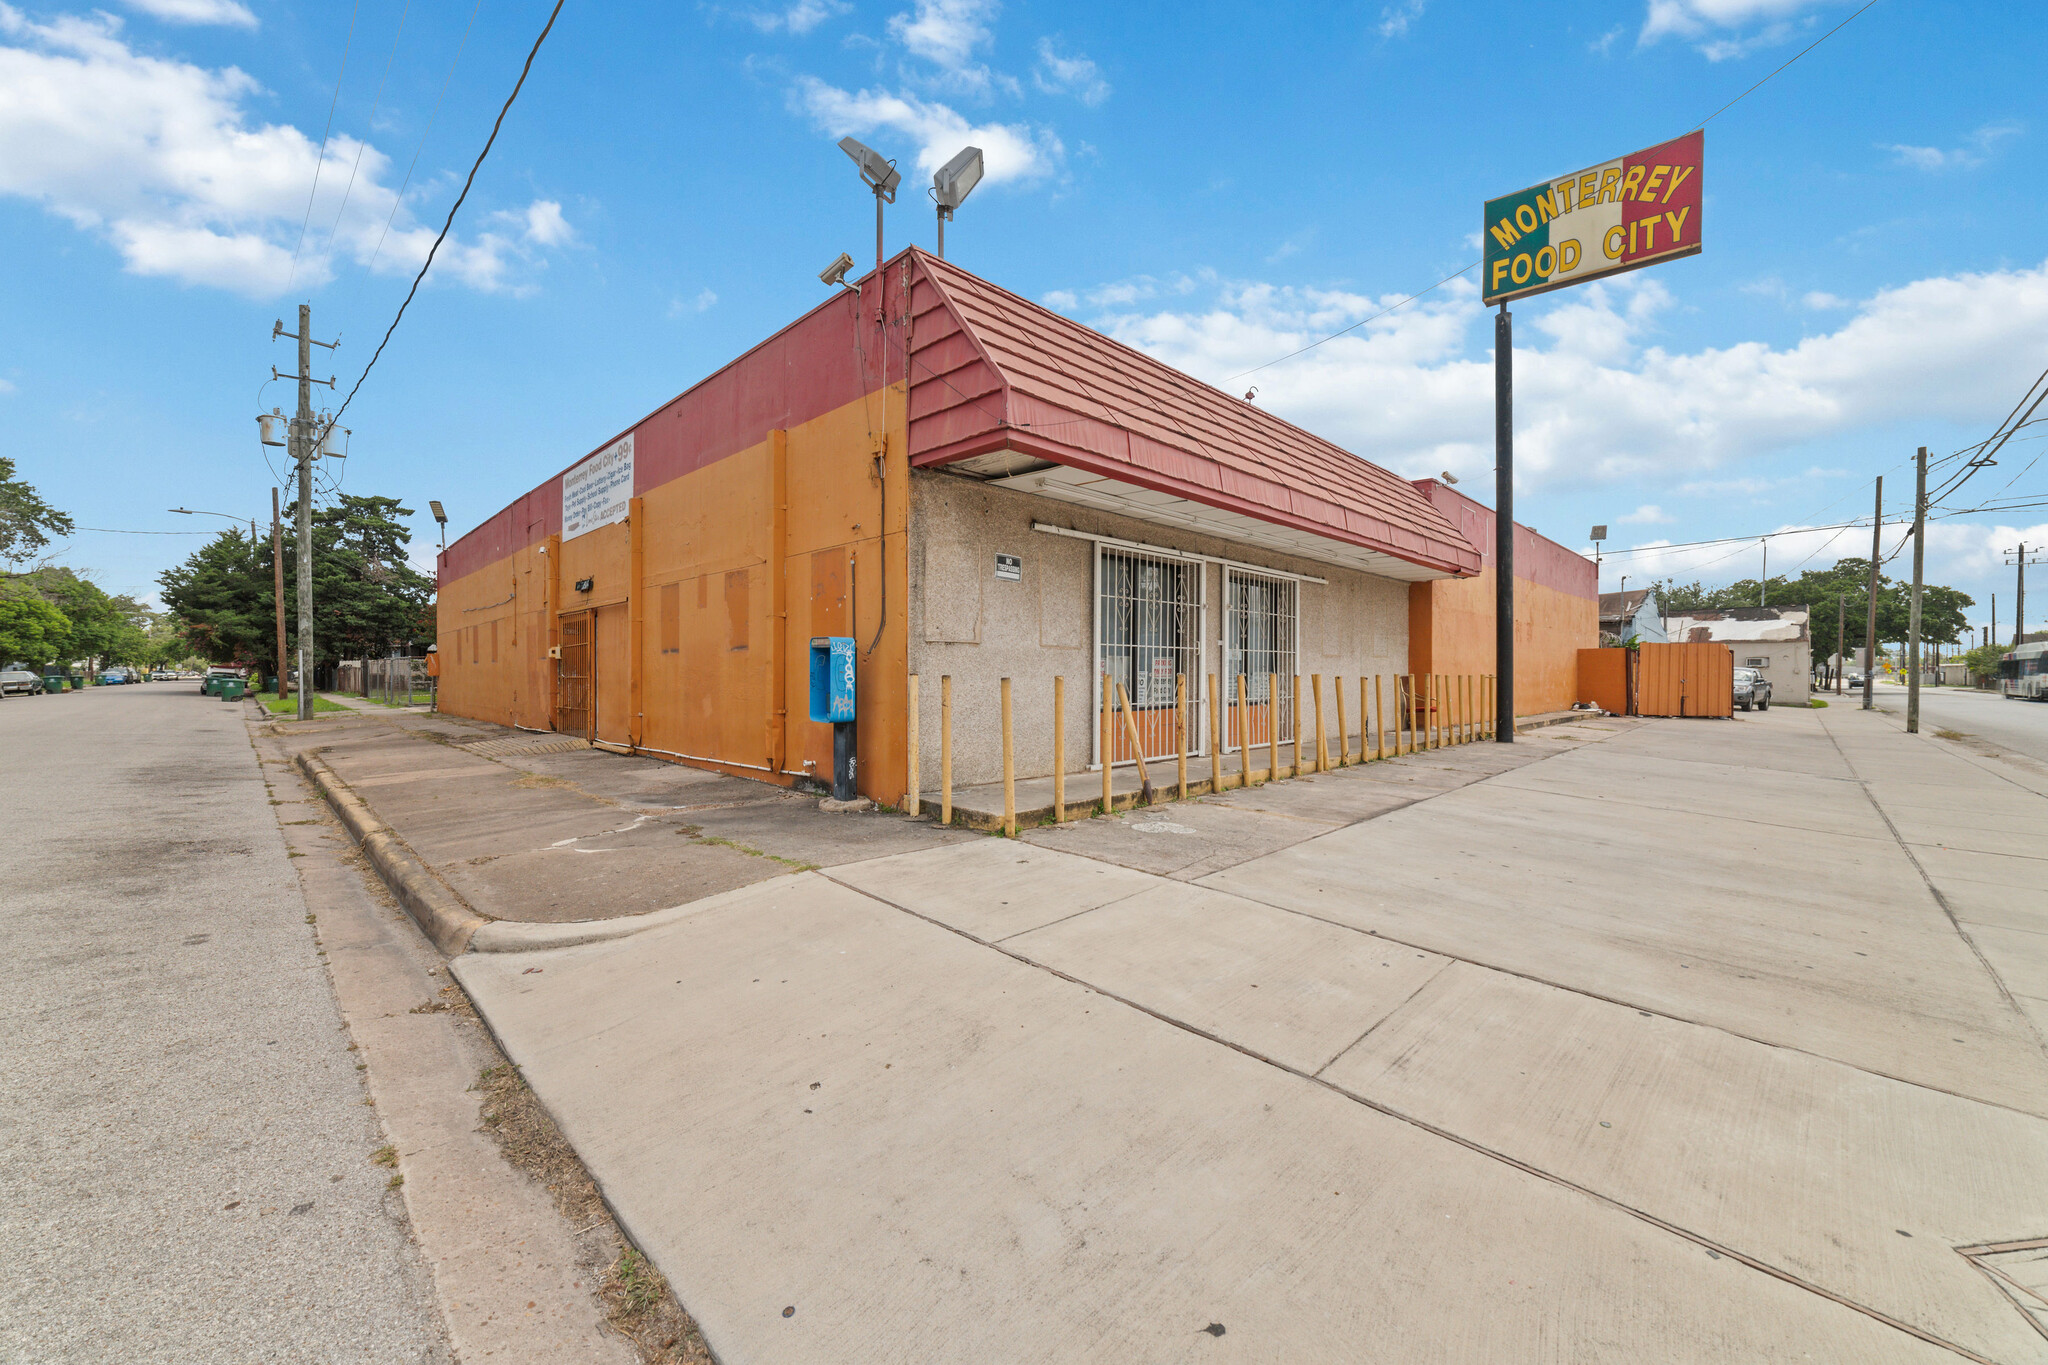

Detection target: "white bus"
[2000, 641, 2048, 700]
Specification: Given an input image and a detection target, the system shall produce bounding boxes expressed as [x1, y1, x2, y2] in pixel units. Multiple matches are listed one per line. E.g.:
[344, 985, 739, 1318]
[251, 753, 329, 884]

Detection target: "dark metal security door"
[555, 609, 593, 740]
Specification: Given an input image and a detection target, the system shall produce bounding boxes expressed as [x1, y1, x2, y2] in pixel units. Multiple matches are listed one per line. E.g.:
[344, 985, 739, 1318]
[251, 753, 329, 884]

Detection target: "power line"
[286, 0, 364, 293]
[369, 0, 485, 274]
[319, 0, 566, 449]
[1691, 0, 1880, 129]
[319, 0, 414, 264]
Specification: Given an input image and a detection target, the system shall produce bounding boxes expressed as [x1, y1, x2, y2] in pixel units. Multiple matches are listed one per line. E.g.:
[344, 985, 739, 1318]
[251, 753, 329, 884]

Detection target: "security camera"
[819, 252, 856, 288]
[1441, 470, 1460, 485]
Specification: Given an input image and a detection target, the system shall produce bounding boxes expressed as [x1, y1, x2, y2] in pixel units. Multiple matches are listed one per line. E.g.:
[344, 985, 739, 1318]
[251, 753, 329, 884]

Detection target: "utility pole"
[1863, 477, 1882, 711]
[1494, 303, 1515, 743]
[2008, 544, 2044, 647]
[1760, 538, 1768, 606]
[272, 486, 288, 701]
[275, 306, 336, 721]
[1907, 447, 1927, 734]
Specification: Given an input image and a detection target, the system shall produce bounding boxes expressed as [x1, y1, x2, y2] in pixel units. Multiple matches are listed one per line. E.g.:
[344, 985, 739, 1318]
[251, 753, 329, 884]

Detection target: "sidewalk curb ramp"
[294, 749, 488, 955]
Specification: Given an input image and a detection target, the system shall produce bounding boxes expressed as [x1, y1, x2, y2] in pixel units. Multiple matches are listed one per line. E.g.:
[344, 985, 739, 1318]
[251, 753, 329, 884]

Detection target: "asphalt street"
[0, 683, 449, 1363]
[1861, 678, 2048, 765]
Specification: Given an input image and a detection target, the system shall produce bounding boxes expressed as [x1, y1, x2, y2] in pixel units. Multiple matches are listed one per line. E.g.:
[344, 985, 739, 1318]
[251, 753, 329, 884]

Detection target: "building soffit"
[900, 249, 1480, 582]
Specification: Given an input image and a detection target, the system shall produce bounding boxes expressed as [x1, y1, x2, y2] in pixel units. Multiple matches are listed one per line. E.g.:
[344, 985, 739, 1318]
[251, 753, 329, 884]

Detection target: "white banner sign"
[561, 434, 634, 540]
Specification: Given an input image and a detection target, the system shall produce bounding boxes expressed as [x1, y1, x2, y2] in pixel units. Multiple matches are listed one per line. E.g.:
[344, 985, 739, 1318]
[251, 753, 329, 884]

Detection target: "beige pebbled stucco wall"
[906, 470, 1418, 789]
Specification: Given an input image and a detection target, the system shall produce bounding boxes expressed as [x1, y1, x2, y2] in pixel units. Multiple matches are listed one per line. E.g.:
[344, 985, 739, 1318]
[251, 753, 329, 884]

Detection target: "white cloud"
[887, 0, 999, 93]
[1073, 258, 2048, 499]
[1801, 290, 1850, 310]
[0, 6, 568, 297]
[668, 287, 717, 318]
[1882, 122, 2021, 172]
[1640, 0, 1843, 60]
[0, 376, 16, 394]
[1589, 25, 1623, 55]
[516, 199, 574, 247]
[736, 0, 850, 35]
[1378, 0, 1425, 39]
[1041, 288, 1077, 310]
[794, 75, 1059, 184]
[1033, 37, 1108, 106]
[1617, 504, 1674, 525]
[121, 0, 256, 28]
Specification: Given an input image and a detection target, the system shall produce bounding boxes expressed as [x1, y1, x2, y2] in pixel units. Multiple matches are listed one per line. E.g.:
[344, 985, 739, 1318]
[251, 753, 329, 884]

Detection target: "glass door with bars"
[1221, 567, 1298, 754]
[1096, 546, 1206, 765]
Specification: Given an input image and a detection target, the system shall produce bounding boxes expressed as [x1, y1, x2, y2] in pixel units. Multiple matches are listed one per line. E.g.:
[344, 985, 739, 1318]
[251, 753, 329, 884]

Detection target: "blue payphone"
[808, 637, 857, 799]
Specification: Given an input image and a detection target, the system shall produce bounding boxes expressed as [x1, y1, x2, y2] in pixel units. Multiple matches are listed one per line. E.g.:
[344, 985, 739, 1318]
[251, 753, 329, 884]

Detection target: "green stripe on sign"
[1482, 182, 1556, 304]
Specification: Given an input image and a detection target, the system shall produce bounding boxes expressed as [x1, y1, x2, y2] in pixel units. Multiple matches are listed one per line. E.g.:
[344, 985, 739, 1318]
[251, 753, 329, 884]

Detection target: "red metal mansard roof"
[903, 249, 1482, 579]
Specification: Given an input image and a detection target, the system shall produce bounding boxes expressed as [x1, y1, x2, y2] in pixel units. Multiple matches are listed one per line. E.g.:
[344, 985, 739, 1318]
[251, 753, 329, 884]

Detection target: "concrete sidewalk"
[450, 705, 2048, 1363]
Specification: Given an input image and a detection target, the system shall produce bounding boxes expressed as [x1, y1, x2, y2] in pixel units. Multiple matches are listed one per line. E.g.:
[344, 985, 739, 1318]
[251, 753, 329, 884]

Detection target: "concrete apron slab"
[452, 873, 1955, 1365]
[1322, 962, 2048, 1365]
[1198, 738, 2048, 1117]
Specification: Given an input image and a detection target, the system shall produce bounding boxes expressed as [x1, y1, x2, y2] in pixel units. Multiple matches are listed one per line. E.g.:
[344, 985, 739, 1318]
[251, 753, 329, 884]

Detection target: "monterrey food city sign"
[1483, 130, 1702, 305]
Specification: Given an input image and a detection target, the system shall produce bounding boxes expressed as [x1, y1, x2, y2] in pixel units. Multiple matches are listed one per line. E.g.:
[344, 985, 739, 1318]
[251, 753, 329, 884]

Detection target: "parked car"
[1733, 667, 1772, 712]
[0, 669, 45, 696]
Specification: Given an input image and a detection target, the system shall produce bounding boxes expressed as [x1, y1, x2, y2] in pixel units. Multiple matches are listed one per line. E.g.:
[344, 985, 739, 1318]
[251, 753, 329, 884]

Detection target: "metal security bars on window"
[1223, 567, 1297, 754]
[1097, 546, 1206, 764]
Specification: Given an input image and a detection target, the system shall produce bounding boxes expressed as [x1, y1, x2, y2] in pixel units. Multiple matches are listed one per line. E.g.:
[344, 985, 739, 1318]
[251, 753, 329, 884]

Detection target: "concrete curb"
[293, 749, 488, 955]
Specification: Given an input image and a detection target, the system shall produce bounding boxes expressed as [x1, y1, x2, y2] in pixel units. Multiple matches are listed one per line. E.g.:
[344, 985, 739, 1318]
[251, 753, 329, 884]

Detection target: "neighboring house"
[1662, 606, 1812, 705]
[1598, 589, 1666, 645]
[436, 248, 1594, 803]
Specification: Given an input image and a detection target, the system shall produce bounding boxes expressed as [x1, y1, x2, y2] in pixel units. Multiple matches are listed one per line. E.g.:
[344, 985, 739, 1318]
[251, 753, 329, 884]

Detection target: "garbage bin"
[42, 675, 63, 693]
[218, 678, 246, 701]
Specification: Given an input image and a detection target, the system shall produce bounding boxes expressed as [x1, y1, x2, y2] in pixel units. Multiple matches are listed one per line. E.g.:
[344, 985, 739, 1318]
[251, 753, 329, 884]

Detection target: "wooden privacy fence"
[905, 671, 1500, 836]
[1576, 643, 1732, 718]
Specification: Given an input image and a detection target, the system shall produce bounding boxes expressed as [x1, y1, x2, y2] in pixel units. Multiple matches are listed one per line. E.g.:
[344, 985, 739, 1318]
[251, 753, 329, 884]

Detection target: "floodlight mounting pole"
[874, 183, 886, 272]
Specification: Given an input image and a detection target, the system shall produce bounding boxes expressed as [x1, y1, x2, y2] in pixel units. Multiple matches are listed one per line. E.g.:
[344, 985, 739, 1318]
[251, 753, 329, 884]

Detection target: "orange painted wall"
[435, 385, 910, 801]
[1410, 568, 1596, 715]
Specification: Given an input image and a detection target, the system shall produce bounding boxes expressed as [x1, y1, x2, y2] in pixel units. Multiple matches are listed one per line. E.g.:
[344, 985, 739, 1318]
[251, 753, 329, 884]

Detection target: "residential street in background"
[1873, 677, 2048, 767]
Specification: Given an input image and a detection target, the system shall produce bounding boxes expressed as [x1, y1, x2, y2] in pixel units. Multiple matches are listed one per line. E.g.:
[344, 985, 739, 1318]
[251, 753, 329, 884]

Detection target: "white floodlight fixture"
[819, 252, 857, 289]
[429, 500, 448, 550]
[1590, 524, 1607, 541]
[931, 146, 984, 259]
[838, 136, 901, 270]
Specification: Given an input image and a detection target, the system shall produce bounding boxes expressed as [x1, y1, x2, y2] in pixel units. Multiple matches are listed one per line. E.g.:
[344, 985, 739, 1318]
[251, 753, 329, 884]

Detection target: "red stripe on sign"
[1622, 129, 1702, 262]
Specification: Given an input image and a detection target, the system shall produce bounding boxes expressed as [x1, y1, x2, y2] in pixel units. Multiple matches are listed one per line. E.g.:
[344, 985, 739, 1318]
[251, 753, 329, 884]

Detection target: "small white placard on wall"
[562, 433, 634, 540]
[994, 552, 1022, 581]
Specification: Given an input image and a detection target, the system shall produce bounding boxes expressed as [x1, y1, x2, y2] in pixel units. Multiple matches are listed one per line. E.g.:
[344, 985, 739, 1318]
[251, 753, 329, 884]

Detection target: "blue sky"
[4, 0, 2044, 641]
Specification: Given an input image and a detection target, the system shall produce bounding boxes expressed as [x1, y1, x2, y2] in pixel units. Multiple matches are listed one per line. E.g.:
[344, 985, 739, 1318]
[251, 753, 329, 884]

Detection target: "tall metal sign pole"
[1484, 130, 1703, 740]
[1862, 478, 1881, 711]
[1906, 447, 1927, 734]
[1494, 305, 1515, 741]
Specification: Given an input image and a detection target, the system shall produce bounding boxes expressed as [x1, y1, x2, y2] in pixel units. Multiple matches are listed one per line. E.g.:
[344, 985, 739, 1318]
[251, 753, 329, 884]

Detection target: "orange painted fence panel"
[1578, 643, 1731, 717]
[1577, 648, 1629, 715]
[1635, 642, 1732, 717]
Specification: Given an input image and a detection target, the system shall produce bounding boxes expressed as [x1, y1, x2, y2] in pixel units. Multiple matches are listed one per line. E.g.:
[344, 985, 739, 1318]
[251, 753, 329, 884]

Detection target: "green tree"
[8, 567, 149, 674]
[0, 592, 70, 667]
[0, 458, 73, 564]
[159, 493, 434, 678]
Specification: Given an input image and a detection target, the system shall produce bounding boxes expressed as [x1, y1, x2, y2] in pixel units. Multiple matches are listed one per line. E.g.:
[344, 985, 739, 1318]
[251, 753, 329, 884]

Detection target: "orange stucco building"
[435, 249, 1594, 804]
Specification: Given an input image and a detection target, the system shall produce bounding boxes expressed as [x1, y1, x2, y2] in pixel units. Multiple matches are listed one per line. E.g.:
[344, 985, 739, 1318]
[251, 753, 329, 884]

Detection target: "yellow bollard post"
[940, 675, 953, 827]
[906, 673, 920, 817]
[1176, 674, 1189, 802]
[1291, 674, 1304, 777]
[1053, 675, 1065, 823]
[1268, 673, 1281, 783]
[1208, 672, 1223, 796]
[1312, 673, 1327, 772]
[1238, 675, 1252, 788]
[1001, 677, 1015, 837]
[1101, 673, 1114, 814]
[1335, 672, 1348, 766]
